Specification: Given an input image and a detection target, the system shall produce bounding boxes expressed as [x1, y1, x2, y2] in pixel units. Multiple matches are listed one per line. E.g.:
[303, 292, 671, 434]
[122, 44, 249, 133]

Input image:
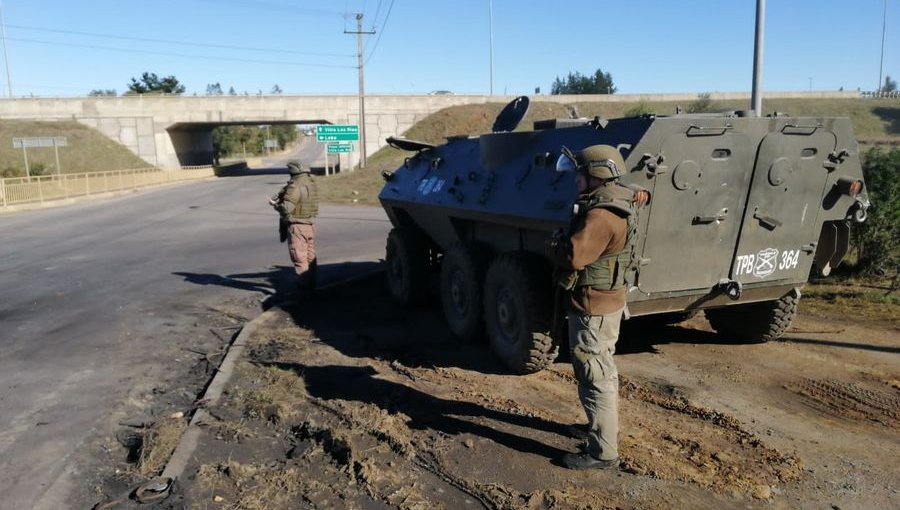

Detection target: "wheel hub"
[496, 287, 519, 341]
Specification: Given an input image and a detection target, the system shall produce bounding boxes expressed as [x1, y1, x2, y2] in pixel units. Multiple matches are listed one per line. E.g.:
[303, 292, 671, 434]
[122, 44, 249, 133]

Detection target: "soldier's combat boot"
[562, 452, 619, 470]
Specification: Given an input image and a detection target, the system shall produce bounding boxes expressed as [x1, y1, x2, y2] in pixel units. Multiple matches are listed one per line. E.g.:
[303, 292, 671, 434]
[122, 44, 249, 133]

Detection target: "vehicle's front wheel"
[385, 227, 428, 305]
[705, 289, 800, 343]
[483, 254, 557, 374]
[440, 242, 491, 341]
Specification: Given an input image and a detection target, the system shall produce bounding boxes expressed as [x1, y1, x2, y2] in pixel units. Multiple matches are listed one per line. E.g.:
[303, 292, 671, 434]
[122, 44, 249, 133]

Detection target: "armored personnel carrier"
[378, 97, 869, 374]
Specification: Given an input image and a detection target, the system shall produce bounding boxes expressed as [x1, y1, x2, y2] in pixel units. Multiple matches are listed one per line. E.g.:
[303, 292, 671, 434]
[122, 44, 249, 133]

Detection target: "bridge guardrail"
[1, 166, 215, 209]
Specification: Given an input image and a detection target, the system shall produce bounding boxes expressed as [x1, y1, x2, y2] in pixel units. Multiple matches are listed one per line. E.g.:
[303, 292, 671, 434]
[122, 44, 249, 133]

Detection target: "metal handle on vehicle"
[686, 124, 733, 137]
[753, 210, 783, 229]
[781, 123, 821, 135]
[693, 208, 729, 224]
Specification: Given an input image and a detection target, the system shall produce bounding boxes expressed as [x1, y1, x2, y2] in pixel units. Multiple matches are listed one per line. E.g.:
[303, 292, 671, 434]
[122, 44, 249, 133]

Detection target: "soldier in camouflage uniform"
[274, 161, 319, 290]
[549, 144, 645, 470]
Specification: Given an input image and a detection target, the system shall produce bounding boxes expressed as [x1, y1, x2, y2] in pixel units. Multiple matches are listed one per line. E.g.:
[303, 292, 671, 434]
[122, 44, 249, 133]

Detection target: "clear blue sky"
[1, 0, 897, 97]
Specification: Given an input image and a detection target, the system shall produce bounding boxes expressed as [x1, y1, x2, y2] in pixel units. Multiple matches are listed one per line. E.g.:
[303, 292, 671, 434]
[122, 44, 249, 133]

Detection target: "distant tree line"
[212, 125, 299, 160]
[87, 72, 285, 96]
[551, 68, 616, 95]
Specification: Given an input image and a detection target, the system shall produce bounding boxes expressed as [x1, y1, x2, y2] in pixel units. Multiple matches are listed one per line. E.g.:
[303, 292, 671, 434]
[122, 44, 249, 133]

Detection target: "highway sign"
[316, 124, 359, 142]
[327, 143, 354, 154]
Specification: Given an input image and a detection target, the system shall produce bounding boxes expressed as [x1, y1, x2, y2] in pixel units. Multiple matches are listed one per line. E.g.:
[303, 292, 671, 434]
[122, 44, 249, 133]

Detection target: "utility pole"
[0, 0, 12, 97]
[489, 0, 494, 95]
[878, 0, 887, 92]
[345, 14, 374, 169]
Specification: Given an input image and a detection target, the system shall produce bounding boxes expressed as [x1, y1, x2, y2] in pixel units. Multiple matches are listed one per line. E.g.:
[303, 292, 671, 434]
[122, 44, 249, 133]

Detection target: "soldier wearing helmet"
[548, 144, 646, 470]
[271, 160, 319, 290]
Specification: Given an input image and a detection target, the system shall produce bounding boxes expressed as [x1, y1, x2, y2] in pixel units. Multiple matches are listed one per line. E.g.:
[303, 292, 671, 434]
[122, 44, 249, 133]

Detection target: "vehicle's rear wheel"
[483, 253, 557, 374]
[705, 289, 800, 343]
[385, 227, 428, 305]
[440, 242, 491, 341]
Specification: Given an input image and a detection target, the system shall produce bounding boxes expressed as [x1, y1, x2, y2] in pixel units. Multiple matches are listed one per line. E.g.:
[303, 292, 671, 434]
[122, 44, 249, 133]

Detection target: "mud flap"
[813, 221, 850, 277]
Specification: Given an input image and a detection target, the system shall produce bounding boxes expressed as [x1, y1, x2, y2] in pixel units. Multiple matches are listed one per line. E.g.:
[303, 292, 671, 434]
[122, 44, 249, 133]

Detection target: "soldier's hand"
[634, 190, 650, 207]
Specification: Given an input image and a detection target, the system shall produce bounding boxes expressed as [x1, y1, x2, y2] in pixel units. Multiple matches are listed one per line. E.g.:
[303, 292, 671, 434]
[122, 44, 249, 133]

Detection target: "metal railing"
[1, 166, 215, 209]
[860, 90, 900, 99]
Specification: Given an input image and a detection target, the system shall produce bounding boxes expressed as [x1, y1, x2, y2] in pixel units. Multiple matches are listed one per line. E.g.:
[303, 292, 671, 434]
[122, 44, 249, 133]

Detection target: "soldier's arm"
[278, 182, 301, 216]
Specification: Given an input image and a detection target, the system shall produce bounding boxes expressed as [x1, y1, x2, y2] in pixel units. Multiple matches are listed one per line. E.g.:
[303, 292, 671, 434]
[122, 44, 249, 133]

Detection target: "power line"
[6, 37, 357, 69]
[364, 0, 395, 65]
[187, 0, 344, 16]
[6, 23, 355, 58]
[362, 0, 384, 53]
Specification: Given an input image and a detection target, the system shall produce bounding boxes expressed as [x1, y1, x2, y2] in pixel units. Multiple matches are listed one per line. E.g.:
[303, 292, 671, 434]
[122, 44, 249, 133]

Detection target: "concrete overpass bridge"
[0, 91, 857, 169]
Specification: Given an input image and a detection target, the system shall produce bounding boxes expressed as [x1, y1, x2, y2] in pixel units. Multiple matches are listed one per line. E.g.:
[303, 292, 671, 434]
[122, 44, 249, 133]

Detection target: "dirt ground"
[113, 275, 898, 510]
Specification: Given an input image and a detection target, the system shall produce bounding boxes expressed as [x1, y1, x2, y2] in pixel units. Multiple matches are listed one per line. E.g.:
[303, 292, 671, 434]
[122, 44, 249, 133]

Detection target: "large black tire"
[483, 254, 558, 374]
[705, 289, 800, 343]
[440, 242, 491, 341]
[385, 227, 428, 305]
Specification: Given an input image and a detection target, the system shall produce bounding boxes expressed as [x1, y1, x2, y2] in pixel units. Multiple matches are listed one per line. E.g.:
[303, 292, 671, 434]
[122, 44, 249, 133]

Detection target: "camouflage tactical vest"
[290, 174, 319, 222]
[569, 184, 637, 291]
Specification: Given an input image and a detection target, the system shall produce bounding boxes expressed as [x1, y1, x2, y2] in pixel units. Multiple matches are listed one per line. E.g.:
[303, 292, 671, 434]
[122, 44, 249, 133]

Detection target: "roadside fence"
[0, 166, 215, 209]
[860, 90, 900, 99]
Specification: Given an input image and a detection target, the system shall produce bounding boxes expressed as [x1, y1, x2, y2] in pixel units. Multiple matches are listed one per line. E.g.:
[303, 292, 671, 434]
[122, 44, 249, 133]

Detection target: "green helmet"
[287, 160, 307, 175]
[576, 145, 625, 180]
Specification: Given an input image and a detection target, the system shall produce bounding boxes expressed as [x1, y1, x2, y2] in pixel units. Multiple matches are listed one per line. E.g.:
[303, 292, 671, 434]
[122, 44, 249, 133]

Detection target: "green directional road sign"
[327, 143, 354, 154]
[316, 124, 359, 142]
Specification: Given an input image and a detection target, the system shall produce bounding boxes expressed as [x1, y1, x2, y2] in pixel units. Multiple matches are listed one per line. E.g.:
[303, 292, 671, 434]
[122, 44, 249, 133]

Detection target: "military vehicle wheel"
[440, 242, 491, 341]
[385, 227, 428, 305]
[483, 254, 557, 374]
[705, 289, 800, 343]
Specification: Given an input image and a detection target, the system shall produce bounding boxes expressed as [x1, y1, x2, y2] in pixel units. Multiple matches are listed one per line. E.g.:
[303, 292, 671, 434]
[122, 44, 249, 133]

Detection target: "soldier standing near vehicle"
[548, 144, 645, 470]
[271, 160, 319, 290]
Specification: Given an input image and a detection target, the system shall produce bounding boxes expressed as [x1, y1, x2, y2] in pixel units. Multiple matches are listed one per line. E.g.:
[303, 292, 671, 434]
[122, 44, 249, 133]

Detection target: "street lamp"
[0, 0, 12, 97]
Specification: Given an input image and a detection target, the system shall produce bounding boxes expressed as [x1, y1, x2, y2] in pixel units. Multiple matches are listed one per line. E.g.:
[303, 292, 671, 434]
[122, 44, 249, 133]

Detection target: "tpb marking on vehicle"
[735, 247, 800, 278]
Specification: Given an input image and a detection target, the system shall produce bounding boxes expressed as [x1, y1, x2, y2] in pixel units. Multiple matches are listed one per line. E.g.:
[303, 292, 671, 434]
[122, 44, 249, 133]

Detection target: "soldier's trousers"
[567, 308, 623, 461]
[288, 223, 317, 288]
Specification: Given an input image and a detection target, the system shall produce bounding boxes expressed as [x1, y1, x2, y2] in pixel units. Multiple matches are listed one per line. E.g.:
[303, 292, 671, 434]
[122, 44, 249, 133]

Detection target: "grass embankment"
[0, 120, 148, 176]
[804, 279, 899, 329]
[317, 98, 900, 205]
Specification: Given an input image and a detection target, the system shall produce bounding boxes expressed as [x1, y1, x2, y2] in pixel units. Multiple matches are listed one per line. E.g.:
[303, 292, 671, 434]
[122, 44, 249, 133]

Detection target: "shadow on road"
[173, 261, 382, 309]
[215, 165, 289, 177]
[780, 336, 900, 354]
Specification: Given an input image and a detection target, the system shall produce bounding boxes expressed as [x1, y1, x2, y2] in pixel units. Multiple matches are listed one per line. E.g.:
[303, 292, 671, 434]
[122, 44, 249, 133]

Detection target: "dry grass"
[234, 364, 306, 424]
[317, 98, 900, 206]
[0, 120, 149, 175]
[137, 416, 187, 476]
[803, 280, 900, 328]
[197, 462, 307, 510]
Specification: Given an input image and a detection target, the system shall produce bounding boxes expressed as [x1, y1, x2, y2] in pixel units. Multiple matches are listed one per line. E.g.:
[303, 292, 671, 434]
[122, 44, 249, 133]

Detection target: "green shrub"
[853, 147, 900, 277]
[29, 162, 51, 176]
[1, 166, 23, 178]
[624, 101, 655, 117]
[687, 93, 717, 113]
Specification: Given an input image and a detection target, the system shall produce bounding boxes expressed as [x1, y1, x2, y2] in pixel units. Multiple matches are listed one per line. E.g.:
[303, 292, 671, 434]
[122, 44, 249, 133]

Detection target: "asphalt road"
[0, 171, 390, 508]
